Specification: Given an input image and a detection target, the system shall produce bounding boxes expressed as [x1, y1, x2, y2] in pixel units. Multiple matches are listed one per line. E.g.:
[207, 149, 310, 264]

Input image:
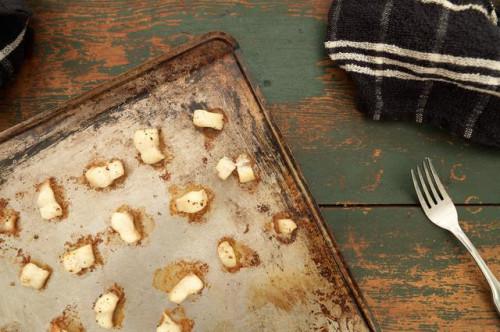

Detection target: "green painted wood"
[1, 1, 499, 205]
[322, 206, 500, 331]
[278, 103, 500, 205]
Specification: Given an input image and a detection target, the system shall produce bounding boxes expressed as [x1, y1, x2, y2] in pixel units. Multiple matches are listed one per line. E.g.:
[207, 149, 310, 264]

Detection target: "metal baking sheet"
[0, 33, 375, 332]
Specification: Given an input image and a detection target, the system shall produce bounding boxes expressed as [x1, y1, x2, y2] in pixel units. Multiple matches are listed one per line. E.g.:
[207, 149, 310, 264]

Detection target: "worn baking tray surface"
[0, 33, 374, 331]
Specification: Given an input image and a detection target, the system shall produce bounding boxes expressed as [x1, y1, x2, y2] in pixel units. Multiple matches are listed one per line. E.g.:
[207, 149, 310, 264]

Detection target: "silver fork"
[411, 158, 500, 314]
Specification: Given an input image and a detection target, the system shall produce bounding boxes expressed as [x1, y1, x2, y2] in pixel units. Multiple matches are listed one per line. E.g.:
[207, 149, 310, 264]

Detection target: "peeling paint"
[362, 169, 384, 192]
[322, 207, 500, 330]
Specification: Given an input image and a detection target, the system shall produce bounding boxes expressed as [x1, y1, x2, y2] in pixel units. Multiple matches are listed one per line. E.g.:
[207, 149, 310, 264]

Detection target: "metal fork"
[411, 158, 500, 314]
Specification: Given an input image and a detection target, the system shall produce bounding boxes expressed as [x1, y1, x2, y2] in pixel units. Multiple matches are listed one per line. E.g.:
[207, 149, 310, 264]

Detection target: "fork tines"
[411, 158, 449, 210]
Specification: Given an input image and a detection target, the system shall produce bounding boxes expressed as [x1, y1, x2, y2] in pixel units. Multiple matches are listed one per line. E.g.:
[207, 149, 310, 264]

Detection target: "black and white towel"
[0, 0, 31, 88]
[325, 0, 500, 148]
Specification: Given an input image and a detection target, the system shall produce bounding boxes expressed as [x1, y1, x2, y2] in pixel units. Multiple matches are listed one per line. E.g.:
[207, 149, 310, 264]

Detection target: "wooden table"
[1, 1, 499, 330]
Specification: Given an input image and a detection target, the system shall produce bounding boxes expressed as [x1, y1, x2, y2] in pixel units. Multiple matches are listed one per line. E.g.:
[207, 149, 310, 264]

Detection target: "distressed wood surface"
[323, 207, 500, 331]
[1, 1, 500, 205]
[0, 1, 499, 330]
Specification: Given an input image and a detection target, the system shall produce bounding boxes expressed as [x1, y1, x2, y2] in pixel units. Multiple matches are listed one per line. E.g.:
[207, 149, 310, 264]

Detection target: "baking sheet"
[0, 33, 373, 332]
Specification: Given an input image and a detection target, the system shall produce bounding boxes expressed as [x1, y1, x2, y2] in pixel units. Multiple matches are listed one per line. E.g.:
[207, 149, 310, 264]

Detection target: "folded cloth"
[0, 0, 31, 88]
[325, 0, 500, 148]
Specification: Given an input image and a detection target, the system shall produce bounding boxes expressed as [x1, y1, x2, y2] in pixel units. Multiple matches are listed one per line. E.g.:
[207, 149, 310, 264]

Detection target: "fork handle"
[451, 227, 500, 315]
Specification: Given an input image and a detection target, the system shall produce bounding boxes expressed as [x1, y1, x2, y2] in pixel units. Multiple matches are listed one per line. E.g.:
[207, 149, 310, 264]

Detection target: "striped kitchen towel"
[0, 0, 31, 89]
[325, 0, 500, 148]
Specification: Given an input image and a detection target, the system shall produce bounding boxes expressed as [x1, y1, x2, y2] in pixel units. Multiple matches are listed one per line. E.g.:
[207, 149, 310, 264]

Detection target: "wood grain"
[323, 207, 500, 331]
[1, 1, 499, 330]
[269, 63, 500, 205]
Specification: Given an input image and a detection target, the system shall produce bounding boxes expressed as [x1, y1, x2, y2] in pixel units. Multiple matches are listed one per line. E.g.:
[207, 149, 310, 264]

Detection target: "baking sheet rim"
[0, 31, 378, 331]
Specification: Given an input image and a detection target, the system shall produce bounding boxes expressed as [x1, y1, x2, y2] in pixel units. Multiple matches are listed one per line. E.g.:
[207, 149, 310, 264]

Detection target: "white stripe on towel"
[0, 23, 28, 63]
[325, 40, 500, 71]
[418, 0, 497, 25]
[373, 0, 395, 120]
[341, 64, 500, 98]
[415, 10, 449, 124]
[329, 53, 499, 86]
[328, 0, 344, 40]
[463, 93, 492, 139]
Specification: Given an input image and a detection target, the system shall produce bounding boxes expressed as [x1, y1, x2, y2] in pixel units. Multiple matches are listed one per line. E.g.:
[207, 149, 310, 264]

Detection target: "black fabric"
[0, 0, 31, 88]
[326, 0, 500, 148]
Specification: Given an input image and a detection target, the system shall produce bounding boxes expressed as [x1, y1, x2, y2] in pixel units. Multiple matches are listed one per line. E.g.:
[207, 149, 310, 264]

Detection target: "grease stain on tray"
[81, 158, 127, 191]
[105, 205, 155, 247]
[134, 128, 173, 171]
[61, 234, 103, 275]
[18, 256, 53, 291]
[49, 305, 85, 332]
[191, 107, 228, 151]
[266, 212, 299, 245]
[231, 154, 261, 193]
[248, 271, 314, 312]
[0, 199, 20, 237]
[14, 248, 30, 265]
[0, 322, 21, 332]
[36, 178, 69, 221]
[157, 307, 194, 332]
[152, 260, 209, 295]
[217, 236, 260, 273]
[93, 283, 126, 329]
[169, 184, 214, 223]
